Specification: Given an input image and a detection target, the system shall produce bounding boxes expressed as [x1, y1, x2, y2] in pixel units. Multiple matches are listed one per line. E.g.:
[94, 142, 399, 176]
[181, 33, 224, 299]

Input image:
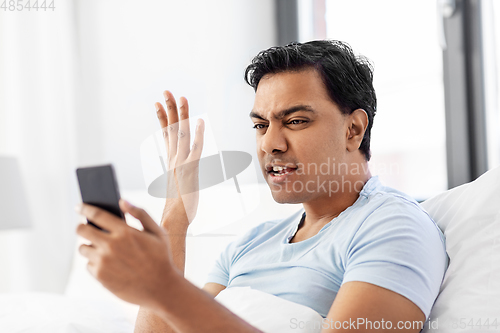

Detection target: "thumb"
[119, 199, 162, 234]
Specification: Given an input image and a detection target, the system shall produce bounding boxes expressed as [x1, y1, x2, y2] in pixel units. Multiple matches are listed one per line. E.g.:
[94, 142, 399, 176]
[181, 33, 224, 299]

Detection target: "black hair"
[244, 40, 376, 161]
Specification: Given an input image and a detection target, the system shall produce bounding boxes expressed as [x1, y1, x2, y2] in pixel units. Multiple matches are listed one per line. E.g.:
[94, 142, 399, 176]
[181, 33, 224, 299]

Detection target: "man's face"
[251, 68, 350, 204]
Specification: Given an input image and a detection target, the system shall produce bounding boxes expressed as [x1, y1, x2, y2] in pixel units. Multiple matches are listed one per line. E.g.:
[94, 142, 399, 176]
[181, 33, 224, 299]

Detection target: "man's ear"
[346, 109, 368, 152]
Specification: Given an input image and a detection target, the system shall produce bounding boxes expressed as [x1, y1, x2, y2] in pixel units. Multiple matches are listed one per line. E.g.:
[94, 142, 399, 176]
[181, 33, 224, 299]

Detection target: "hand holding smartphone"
[76, 164, 124, 231]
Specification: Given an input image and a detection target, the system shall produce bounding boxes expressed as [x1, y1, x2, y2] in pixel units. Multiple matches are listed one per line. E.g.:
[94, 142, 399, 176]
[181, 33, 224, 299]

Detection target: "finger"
[177, 96, 191, 161]
[155, 102, 168, 129]
[188, 118, 205, 161]
[163, 90, 179, 159]
[86, 261, 97, 278]
[77, 203, 125, 234]
[155, 102, 170, 156]
[119, 199, 162, 235]
[79, 243, 99, 261]
[163, 90, 179, 125]
[76, 222, 109, 245]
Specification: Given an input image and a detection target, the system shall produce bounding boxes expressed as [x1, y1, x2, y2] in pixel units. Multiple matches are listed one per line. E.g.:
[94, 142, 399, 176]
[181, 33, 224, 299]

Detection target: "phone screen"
[76, 164, 124, 230]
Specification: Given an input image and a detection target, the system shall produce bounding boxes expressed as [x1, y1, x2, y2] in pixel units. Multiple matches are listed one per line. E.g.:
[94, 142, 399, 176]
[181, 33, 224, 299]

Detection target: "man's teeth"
[271, 166, 294, 174]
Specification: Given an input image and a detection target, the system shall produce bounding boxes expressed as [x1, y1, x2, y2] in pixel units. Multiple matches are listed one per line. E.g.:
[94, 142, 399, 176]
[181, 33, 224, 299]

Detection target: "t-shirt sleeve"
[205, 220, 279, 287]
[342, 199, 448, 320]
[204, 240, 235, 287]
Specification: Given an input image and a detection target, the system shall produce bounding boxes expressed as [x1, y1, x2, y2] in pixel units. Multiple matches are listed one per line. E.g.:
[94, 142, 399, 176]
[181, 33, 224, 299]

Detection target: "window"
[482, 0, 500, 169]
[299, 0, 447, 199]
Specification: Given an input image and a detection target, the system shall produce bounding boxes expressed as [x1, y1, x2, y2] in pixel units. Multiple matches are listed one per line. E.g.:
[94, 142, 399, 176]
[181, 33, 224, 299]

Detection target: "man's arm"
[135, 90, 218, 332]
[134, 216, 227, 333]
[135, 281, 226, 333]
[321, 281, 425, 332]
[149, 273, 258, 333]
[134, 218, 186, 333]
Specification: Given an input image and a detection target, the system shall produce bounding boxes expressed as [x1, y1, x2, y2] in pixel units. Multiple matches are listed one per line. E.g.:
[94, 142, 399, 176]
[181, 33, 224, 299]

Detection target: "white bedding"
[0, 287, 323, 333]
[0, 292, 134, 333]
[215, 286, 323, 333]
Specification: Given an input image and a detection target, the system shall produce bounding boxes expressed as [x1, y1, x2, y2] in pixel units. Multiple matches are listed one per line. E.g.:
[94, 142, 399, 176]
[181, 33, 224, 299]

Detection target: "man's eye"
[288, 119, 307, 125]
[252, 124, 267, 130]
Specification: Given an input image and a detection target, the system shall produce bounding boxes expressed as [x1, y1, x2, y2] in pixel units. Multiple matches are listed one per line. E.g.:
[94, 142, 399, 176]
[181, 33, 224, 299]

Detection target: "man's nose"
[260, 124, 287, 155]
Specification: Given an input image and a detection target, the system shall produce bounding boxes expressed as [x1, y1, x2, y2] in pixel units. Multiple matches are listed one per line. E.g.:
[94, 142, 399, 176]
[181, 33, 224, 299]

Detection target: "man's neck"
[301, 170, 372, 228]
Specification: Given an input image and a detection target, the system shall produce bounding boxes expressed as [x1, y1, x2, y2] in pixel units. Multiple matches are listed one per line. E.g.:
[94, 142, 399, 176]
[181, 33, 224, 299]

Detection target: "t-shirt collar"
[359, 175, 381, 197]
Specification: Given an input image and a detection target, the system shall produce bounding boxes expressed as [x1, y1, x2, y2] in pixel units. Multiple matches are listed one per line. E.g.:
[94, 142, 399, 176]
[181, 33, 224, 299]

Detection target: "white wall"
[74, 0, 276, 190]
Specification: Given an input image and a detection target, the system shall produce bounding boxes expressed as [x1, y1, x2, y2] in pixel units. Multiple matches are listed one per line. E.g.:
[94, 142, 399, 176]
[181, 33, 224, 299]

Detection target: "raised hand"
[155, 91, 205, 229]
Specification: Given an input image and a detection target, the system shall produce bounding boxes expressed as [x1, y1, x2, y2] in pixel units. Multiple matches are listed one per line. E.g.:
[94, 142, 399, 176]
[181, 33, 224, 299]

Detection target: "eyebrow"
[249, 105, 316, 121]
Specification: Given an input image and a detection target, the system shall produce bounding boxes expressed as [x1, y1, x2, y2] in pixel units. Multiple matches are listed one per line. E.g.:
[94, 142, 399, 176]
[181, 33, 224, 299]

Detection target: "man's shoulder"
[359, 178, 429, 218]
[355, 182, 446, 246]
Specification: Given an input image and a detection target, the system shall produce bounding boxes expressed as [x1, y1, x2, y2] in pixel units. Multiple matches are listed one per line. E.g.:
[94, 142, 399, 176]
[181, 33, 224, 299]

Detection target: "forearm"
[152, 271, 262, 333]
[135, 307, 178, 333]
[160, 204, 190, 272]
[135, 215, 188, 333]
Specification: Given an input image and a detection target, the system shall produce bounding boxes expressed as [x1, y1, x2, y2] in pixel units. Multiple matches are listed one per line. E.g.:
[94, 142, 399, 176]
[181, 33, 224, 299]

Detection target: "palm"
[155, 91, 205, 227]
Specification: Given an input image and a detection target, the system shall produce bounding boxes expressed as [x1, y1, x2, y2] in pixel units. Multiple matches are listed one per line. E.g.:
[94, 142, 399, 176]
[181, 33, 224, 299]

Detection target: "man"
[76, 40, 447, 332]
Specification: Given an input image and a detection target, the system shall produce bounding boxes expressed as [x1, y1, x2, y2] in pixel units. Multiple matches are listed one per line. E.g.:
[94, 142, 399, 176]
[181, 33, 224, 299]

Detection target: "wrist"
[149, 267, 184, 317]
[161, 210, 189, 231]
[161, 218, 189, 234]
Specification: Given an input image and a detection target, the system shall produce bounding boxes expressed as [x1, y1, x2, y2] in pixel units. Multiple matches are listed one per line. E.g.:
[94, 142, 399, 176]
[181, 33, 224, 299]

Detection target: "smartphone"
[76, 164, 124, 231]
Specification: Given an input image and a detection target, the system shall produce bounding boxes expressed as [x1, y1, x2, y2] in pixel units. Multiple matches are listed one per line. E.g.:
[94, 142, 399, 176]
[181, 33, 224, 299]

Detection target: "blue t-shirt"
[206, 176, 448, 320]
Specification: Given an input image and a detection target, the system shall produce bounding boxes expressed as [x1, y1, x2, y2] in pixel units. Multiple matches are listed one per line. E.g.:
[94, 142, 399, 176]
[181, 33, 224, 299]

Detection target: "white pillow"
[215, 287, 323, 333]
[421, 166, 500, 333]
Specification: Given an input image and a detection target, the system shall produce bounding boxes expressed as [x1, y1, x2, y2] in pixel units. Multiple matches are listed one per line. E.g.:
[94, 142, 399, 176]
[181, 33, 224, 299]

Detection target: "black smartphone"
[76, 164, 125, 231]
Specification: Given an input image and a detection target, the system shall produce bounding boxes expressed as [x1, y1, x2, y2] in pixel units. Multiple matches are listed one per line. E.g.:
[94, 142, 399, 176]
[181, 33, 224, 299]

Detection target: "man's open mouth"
[267, 166, 297, 176]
